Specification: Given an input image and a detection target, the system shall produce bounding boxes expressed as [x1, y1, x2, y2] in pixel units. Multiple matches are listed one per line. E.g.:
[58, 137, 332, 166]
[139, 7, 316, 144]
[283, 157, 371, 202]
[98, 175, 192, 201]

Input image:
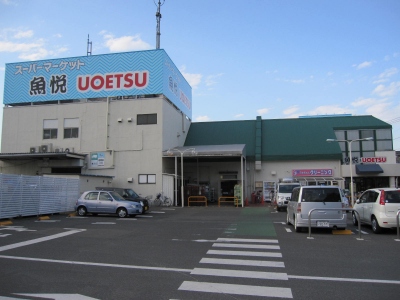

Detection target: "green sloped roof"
[184, 115, 391, 161]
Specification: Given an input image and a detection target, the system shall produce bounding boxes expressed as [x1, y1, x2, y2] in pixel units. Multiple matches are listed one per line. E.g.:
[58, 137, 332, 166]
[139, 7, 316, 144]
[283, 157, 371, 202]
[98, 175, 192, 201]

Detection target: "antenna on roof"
[87, 34, 92, 56]
[154, 0, 165, 49]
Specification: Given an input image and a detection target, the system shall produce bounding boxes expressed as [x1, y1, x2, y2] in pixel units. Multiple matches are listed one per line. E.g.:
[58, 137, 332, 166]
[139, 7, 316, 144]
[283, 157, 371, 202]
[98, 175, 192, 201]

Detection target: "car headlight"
[140, 201, 144, 206]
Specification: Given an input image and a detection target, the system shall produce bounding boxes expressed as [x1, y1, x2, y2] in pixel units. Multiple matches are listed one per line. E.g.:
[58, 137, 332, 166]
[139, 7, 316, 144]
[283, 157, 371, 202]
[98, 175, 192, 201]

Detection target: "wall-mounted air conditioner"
[64, 147, 74, 153]
[29, 146, 38, 153]
[41, 144, 53, 153]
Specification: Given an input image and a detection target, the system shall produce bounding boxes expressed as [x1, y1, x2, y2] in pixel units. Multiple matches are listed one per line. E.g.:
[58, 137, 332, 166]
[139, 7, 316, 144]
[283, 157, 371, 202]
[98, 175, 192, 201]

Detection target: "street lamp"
[167, 148, 196, 207]
[326, 137, 373, 206]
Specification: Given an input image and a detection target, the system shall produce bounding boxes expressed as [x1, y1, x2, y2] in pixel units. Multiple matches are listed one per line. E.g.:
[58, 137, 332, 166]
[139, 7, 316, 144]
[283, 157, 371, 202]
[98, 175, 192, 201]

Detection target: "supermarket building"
[1, 49, 399, 205]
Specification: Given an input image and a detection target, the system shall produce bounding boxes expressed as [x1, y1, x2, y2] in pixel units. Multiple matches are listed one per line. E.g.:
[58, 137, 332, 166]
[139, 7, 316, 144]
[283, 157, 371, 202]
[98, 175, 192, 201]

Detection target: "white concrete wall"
[1, 96, 189, 199]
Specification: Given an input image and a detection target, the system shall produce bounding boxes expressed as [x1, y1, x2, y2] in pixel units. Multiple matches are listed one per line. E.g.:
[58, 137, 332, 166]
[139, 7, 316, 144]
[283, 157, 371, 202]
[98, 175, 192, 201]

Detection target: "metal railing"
[218, 196, 240, 207]
[188, 196, 207, 207]
[396, 210, 400, 241]
[307, 208, 363, 240]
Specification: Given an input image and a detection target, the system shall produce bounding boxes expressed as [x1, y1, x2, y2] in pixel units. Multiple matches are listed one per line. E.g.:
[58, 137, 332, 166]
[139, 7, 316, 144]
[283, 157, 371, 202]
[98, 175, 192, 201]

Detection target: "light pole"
[326, 137, 373, 206]
[167, 148, 196, 207]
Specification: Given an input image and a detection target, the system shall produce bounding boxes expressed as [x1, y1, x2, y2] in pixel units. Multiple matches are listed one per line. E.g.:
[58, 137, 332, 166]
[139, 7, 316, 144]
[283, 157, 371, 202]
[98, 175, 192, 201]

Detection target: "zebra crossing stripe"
[191, 267, 289, 280]
[207, 249, 282, 257]
[212, 243, 280, 250]
[217, 238, 279, 243]
[178, 281, 293, 298]
[199, 257, 285, 268]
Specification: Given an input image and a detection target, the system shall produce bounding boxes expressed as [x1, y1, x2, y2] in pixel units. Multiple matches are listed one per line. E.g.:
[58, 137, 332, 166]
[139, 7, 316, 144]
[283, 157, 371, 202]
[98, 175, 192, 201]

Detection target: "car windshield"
[110, 191, 125, 201]
[125, 189, 139, 198]
[302, 188, 341, 202]
[385, 191, 400, 203]
[279, 185, 298, 193]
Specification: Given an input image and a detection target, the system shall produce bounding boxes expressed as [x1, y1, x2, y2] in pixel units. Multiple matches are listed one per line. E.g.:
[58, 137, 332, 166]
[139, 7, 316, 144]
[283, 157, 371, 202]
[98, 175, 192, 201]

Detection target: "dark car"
[96, 187, 150, 214]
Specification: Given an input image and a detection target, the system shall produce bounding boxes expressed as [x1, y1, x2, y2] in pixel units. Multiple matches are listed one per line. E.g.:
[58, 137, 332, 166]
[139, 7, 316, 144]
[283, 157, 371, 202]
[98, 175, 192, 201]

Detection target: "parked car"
[96, 187, 150, 214]
[352, 188, 400, 233]
[286, 186, 347, 232]
[75, 191, 143, 218]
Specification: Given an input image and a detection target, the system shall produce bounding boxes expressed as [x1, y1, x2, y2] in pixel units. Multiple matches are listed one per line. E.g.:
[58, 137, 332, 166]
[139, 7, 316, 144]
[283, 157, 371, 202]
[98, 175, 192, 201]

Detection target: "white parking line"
[217, 238, 278, 243]
[0, 229, 86, 252]
[212, 243, 280, 250]
[199, 257, 285, 268]
[191, 267, 288, 280]
[178, 281, 293, 298]
[207, 250, 282, 258]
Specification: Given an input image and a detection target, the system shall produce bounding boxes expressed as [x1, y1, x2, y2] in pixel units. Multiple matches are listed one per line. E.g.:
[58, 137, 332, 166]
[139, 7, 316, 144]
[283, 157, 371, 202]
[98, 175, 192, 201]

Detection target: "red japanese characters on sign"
[292, 169, 333, 177]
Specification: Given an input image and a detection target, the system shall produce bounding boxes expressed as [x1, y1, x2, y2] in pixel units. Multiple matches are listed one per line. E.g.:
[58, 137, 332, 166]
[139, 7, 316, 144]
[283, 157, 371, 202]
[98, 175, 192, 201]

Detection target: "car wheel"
[294, 216, 302, 232]
[77, 206, 87, 216]
[117, 208, 128, 218]
[352, 212, 358, 226]
[286, 212, 291, 225]
[371, 216, 382, 234]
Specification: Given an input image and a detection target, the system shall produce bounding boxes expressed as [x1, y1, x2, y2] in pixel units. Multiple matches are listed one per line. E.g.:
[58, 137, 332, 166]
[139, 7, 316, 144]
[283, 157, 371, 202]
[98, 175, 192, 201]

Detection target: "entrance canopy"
[355, 164, 384, 174]
[294, 177, 344, 184]
[163, 144, 246, 160]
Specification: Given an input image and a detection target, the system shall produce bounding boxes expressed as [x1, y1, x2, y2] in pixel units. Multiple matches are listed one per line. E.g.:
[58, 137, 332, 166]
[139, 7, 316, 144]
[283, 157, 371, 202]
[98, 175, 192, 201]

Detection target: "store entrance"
[352, 177, 389, 195]
[220, 180, 237, 197]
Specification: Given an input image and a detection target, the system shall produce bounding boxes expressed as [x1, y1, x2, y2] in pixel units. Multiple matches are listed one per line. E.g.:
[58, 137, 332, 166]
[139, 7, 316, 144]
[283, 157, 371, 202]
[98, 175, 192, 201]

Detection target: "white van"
[286, 186, 347, 232]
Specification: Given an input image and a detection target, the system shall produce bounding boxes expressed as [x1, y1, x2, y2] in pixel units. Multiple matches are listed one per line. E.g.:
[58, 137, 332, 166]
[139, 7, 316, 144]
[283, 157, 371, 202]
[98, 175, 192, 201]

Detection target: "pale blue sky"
[1, 0, 399, 150]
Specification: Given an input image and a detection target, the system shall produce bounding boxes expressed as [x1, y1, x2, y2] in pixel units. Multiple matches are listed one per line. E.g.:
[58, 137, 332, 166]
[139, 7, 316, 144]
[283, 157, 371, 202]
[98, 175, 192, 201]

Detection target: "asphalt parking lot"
[0, 205, 399, 299]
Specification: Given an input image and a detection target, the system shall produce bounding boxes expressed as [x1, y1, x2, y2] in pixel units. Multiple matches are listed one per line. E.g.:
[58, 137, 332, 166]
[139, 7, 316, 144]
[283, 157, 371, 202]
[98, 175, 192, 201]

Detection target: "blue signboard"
[3, 49, 192, 118]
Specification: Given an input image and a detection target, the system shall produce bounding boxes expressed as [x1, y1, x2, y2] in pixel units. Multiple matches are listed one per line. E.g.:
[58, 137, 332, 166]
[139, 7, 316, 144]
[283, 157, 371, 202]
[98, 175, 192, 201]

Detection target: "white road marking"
[149, 211, 165, 214]
[207, 249, 282, 258]
[212, 243, 280, 250]
[34, 220, 60, 223]
[191, 267, 288, 280]
[285, 228, 292, 232]
[178, 281, 293, 298]
[217, 238, 278, 243]
[0, 255, 192, 273]
[136, 215, 153, 218]
[15, 293, 98, 300]
[288, 275, 400, 285]
[0, 229, 86, 252]
[92, 222, 116, 225]
[199, 257, 285, 268]
[0, 234, 12, 238]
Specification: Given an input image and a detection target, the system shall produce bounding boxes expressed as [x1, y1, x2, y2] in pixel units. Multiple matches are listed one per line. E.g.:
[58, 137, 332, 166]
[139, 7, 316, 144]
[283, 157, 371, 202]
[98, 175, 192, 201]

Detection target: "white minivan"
[286, 186, 347, 232]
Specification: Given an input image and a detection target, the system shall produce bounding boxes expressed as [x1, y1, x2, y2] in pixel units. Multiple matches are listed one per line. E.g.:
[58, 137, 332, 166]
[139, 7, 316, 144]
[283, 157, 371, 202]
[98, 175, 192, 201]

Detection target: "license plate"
[317, 221, 329, 227]
[145, 207, 148, 211]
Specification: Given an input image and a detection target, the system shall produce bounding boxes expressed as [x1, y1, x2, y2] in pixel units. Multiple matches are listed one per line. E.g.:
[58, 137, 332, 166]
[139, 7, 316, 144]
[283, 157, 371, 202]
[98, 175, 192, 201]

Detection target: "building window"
[64, 118, 79, 139]
[43, 119, 58, 139]
[138, 174, 156, 184]
[137, 114, 157, 125]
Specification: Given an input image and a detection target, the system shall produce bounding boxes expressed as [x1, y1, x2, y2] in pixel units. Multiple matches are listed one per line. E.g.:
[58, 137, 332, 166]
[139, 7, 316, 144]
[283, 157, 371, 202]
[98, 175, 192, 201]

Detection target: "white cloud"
[205, 73, 223, 87]
[353, 61, 372, 69]
[195, 115, 211, 122]
[101, 32, 151, 52]
[13, 30, 33, 39]
[0, 40, 42, 53]
[257, 108, 270, 115]
[234, 114, 244, 118]
[373, 68, 398, 84]
[373, 82, 400, 97]
[180, 65, 202, 89]
[308, 105, 353, 115]
[283, 105, 299, 115]
[351, 97, 378, 107]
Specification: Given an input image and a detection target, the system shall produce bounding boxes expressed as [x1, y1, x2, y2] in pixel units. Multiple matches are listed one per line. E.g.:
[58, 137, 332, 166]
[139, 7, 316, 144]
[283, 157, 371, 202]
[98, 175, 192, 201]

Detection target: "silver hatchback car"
[287, 186, 347, 232]
[75, 191, 143, 218]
